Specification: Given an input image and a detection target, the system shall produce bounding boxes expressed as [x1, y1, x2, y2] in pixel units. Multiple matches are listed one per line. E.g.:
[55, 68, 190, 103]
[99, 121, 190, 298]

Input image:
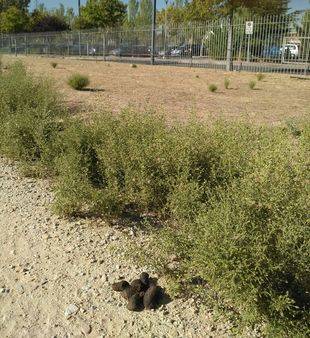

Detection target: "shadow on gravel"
[82, 88, 105, 92]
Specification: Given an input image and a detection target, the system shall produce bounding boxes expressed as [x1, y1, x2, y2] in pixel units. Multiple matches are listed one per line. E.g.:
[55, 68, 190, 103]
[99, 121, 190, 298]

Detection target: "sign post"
[245, 21, 253, 63]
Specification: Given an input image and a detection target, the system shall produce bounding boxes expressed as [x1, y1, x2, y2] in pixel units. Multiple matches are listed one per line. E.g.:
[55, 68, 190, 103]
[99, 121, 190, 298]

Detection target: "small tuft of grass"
[51, 62, 58, 69]
[249, 80, 256, 90]
[131, 64, 137, 68]
[256, 72, 265, 81]
[224, 78, 230, 89]
[68, 73, 90, 90]
[208, 84, 217, 92]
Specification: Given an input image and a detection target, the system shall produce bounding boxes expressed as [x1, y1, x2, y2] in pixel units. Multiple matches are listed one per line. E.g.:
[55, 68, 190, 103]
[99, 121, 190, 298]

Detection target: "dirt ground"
[3, 55, 310, 125]
[0, 157, 235, 337]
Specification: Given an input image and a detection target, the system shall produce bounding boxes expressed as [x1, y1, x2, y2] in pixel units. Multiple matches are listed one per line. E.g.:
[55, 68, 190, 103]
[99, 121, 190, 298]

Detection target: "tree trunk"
[226, 12, 233, 71]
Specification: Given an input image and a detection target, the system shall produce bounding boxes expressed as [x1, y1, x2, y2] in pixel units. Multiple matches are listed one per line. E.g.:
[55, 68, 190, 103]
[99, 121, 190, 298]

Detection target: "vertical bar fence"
[0, 12, 309, 74]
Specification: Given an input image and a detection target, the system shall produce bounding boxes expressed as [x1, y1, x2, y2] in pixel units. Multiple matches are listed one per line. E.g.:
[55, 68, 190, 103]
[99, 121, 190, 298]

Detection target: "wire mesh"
[1, 12, 309, 74]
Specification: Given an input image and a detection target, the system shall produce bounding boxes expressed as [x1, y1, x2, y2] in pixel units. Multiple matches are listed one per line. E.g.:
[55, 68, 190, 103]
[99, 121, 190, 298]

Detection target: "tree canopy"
[29, 9, 69, 32]
[0, 0, 30, 12]
[185, 0, 289, 22]
[0, 5, 29, 33]
[75, 0, 127, 29]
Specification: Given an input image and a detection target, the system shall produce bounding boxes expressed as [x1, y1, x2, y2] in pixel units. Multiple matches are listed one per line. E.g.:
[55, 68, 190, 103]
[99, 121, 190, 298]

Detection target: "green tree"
[76, 0, 127, 29]
[29, 8, 69, 32]
[0, 0, 30, 12]
[65, 7, 75, 28]
[0, 6, 29, 33]
[136, 0, 153, 26]
[50, 3, 76, 28]
[157, 4, 185, 26]
[186, 0, 289, 22]
[127, 0, 139, 23]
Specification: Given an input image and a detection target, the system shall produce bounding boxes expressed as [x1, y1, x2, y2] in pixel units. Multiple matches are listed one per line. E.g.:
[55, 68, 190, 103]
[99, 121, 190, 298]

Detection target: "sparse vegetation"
[0, 61, 309, 337]
[256, 72, 265, 81]
[51, 62, 58, 68]
[208, 84, 217, 92]
[0, 62, 67, 175]
[68, 73, 90, 90]
[249, 80, 256, 90]
[224, 78, 230, 89]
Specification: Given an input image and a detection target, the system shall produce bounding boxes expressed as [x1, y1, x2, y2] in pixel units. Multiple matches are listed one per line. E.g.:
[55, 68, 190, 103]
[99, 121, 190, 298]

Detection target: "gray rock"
[64, 304, 79, 318]
[80, 323, 92, 335]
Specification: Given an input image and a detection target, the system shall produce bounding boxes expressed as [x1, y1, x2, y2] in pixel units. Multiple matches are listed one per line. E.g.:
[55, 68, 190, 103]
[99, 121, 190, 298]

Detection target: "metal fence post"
[67, 33, 70, 56]
[103, 32, 106, 61]
[25, 35, 27, 55]
[79, 31, 81, 56]
[226, 13, 233, 71]
[151, 0, 157, 65]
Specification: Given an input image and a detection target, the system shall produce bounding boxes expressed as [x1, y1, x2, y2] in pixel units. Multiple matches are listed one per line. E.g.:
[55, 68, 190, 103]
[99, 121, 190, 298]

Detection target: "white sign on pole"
[245, 21, 254, 35]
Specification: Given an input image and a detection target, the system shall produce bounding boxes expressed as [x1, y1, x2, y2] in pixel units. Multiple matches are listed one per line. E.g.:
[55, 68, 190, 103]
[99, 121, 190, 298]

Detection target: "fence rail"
[1, 13, 310, 74]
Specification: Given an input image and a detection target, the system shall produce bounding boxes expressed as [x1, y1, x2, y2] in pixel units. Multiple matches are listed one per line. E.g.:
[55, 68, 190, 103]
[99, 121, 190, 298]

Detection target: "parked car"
[170, 44, 207, 57]
[111, 45, 149, 57]
[279, 43, 299, 59]
[157, 45, 178, 57]
[262, 45, 281, 59]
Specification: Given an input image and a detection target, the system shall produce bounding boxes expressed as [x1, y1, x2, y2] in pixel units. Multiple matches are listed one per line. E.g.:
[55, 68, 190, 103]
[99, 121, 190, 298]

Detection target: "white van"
[280, 44, 299, 59]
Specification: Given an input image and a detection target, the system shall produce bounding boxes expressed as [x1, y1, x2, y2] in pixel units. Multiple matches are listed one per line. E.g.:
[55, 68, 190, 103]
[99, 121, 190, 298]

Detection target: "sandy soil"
[0, 157, 236, 338]
[3, 55, 310, 125]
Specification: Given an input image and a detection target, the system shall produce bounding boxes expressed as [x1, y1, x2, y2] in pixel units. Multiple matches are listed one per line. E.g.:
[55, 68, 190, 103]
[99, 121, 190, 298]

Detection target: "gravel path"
[0, 157, 231, 337]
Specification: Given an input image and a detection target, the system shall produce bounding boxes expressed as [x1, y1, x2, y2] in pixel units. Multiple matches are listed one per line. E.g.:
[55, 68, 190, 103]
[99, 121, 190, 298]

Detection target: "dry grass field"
[3, 55, 310, 125]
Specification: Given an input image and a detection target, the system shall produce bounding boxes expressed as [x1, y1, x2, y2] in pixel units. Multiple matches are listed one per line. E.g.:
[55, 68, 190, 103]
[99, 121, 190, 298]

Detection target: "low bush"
[224, 78, 230, 89]
[54, 110, 310, 334]
[256, 72, 265, 81]
[139, 123, 310, 336]
[51, 62, 58, 68]
[249, 80, 256, 90]
[68, 73, 89, 90]
[0, 61, 67, 175]
[131, 64, 137, 68]
[208, 84, 217, 92]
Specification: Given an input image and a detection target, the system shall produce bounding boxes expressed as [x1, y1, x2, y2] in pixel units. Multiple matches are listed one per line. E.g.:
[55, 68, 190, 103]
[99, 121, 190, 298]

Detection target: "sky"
[29, 0, 310, 13]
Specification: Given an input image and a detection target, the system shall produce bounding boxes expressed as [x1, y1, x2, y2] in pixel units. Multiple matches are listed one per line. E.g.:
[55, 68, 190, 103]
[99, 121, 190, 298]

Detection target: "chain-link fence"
[1, 13, 309, 74]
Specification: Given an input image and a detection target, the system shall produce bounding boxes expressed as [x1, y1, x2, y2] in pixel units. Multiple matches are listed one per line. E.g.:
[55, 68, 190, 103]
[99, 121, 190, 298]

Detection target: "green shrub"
[1, 60, 309, 336]
[141, 123, 310, 336]
[249, 80, 256, 90]
[51, 62, 58, 68]
[256, 72, 265, 81]
[54, 111, 179, 216]
[68, 73, 89, 90]
[208, 84, 217, 92]
[0, 61, 67, 175]
[131, 64, 137, 68]
[54, 111, 310, 335]
[224, 78, 230, 89]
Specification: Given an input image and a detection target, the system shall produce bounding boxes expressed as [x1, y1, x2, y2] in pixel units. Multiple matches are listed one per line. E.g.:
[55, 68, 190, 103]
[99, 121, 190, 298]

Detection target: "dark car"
[111, 45, 149, 57]
[171, 44, 207, 57]
[262, 45, 281, 59]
